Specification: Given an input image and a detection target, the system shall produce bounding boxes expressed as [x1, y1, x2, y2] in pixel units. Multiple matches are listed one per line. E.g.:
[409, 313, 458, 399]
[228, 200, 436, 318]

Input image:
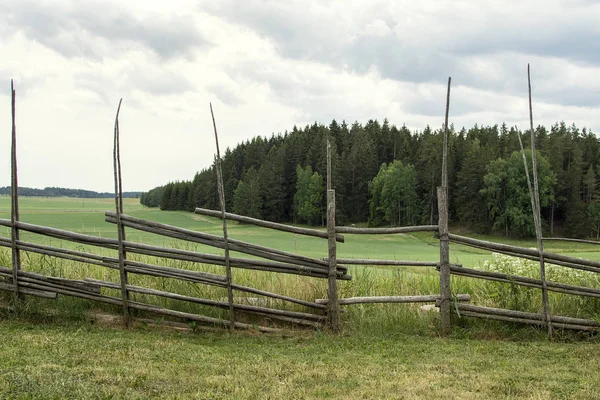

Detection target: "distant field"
[0, 196, 461, 265]
[2, 196, 600, 267]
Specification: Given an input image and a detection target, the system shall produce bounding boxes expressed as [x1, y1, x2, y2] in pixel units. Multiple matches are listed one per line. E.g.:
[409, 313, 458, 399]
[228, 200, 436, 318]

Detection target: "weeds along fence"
[3, 75, 600, 336]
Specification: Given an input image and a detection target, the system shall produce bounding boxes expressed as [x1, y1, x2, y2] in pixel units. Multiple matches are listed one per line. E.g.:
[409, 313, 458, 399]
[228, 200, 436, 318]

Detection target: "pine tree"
[259, 145, 286, 222]
[455, 139, 489, 231]
[232, 167, 262, 218]
[294, 165, 324, 225]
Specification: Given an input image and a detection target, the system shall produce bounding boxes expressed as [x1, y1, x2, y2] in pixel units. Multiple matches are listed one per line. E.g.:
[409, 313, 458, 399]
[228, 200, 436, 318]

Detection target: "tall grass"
[2, 234, 600, 338]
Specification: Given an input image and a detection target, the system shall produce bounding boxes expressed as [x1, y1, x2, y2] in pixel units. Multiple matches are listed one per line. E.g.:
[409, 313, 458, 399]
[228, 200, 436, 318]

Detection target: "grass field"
[0, 196, 592, 262]
[1, 317, 600, 399]
[3, 196, 600, 263]
[2, 197, 600, 398]
[0, 196, 488, 265]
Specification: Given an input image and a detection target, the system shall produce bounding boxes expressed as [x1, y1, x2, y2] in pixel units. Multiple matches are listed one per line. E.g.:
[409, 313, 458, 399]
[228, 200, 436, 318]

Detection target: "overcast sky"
[1, 0, 599, 192]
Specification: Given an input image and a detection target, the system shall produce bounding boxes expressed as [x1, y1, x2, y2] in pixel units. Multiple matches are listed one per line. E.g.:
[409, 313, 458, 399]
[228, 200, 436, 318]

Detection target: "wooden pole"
[335, 225, 437, 234]
[327, 137, 332, 191]
[113, 99, 130, 325]
[454, 303, 600, 330]
[438, 77, 452, 335]
[450, 265, 600, 299]
[333, 259, 439, 267]
[10, 80, 22, 303]
[316, 294, 471, 305]
[195, 207, 345, 242]
[543, 237, 600, 245]
[326, 137, 340, 331]
[327, 191, 340, 330]
[84, 279, 325, 326]
[528, 64, 552, 339]
[448, 233, 600, 272]
[437, 187, 451, 334]
[442, 77, 451, 189]
[210, 103, 235, 330]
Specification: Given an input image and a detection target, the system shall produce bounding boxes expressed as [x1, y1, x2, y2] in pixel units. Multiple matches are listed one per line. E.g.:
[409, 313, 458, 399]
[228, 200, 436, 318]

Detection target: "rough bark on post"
[438, 76, 452, 335]
[10, 80, 22, 301]
[210, 103, 235, 330]
[113, 99, 130, 325]
[527, 64, 552, 339]
[437, 187, 451, 334]
[327, 189, 340, 331]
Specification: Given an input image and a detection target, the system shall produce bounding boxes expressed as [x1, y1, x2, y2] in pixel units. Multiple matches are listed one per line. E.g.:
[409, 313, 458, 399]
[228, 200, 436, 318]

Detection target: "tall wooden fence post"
[326, 137, 340, 331]
[10, 80, 22, 304]
[527, 64, 552, 339]
[210, 103, 235, 330]
[438, 77, 452, 335]
[327, 189, 340, 331]
[113, 99, 130, 325]
[437, 187, 451, 334]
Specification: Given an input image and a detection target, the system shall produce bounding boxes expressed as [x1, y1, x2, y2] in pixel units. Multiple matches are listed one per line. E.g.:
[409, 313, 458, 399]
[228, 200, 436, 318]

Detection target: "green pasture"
[0, 196, 504, 268]
[0, 196, 462, 265]
[2, 196, 600, 268]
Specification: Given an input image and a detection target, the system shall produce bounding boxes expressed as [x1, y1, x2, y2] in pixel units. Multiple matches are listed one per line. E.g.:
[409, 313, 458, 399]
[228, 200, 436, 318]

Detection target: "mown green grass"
[1, 317, 599, 399]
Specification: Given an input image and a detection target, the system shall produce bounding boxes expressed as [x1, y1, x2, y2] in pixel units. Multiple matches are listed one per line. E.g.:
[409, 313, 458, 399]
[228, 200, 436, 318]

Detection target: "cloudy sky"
[1, 0, 599, 192]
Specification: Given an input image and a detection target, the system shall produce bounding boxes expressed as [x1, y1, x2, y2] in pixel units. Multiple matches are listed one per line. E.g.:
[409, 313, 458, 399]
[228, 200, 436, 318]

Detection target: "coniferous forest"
[140, 120, 600, 238]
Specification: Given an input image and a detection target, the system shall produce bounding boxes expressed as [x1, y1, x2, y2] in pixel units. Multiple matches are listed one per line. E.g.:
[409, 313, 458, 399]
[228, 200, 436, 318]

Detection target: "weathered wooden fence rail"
[450, 234, 600, 273]
[333, 259, 438, 267]
[451, 303, 600, 332]
[335, 225, 438, 234]
[316, 294, 471, 305]
[196, 208, 345, 243]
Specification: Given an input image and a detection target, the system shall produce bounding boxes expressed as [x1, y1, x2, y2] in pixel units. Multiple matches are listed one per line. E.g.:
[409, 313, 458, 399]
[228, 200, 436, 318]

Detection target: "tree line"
[141, 120, 600, 238]
[0, 186, 141, 198]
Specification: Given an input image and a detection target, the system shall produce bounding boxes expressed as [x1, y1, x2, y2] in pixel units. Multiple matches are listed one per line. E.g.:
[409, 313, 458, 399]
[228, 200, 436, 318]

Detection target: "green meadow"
[2, 196, 600, 265]
[0, 195, 514, 266]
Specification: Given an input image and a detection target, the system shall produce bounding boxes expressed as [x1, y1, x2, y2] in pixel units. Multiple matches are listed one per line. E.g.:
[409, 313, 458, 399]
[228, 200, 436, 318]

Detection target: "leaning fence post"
[113, 99, 130, 325]
[326, 138, 340, 331]
[438, 77, 452, 335]
[527, 64, 552, 339]
[10, 80, 22, 303]
[210, 103, 235, 330]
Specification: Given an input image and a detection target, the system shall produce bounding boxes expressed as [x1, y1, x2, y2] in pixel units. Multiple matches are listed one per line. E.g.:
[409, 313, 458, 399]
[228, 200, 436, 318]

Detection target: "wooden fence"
[2, 77, 600, 336]
[0, 83, 351, 332]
